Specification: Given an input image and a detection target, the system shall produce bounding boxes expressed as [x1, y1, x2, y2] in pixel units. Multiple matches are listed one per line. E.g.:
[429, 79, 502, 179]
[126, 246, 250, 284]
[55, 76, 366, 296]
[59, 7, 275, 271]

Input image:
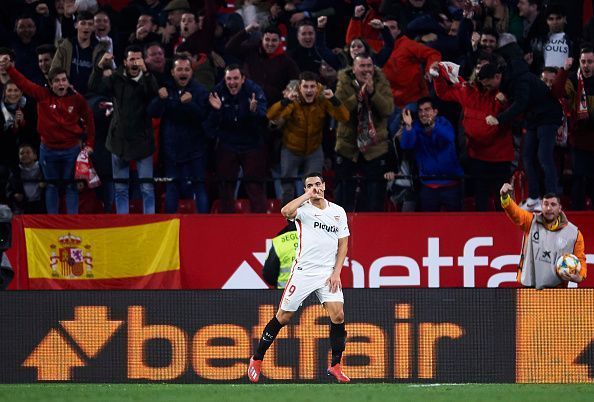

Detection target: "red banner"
[6, 212, 594, 289]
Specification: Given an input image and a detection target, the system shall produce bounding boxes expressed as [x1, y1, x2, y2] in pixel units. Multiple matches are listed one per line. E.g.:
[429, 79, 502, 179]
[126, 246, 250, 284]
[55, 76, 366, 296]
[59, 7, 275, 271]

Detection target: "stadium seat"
[210, 199, 252, 213]
[266, 198, 281, 214]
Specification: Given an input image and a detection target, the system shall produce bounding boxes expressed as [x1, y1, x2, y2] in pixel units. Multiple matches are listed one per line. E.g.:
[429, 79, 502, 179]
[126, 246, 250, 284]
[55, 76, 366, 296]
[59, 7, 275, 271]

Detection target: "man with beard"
[205, 65, 268, 213]
[334, 53, 393, 212]
[499, 182, 586, 289]
[400, 97, 464, 211]
[267, 71, 349, 206]
[89, 45, 158, 214]
[1, 57, 94, 215]
[551, 46, 594, 210]
[51, 11, 110, 94]
[147, 54, 210, 213]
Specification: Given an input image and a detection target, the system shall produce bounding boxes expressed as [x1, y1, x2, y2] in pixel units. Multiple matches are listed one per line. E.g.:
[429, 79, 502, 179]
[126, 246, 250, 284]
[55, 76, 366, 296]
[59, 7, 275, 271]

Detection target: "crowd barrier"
[1, 289, 593, 383]
[4, 212, 594, 289]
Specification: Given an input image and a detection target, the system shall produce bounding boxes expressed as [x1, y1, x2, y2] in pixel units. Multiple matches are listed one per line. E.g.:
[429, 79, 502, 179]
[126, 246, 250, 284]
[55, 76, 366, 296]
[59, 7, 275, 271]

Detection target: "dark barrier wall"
[0, 290, 592, 383]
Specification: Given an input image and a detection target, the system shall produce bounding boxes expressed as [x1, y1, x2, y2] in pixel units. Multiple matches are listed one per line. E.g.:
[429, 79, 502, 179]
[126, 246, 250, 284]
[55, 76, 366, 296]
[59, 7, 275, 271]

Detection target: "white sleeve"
[338, 207, 350, 238]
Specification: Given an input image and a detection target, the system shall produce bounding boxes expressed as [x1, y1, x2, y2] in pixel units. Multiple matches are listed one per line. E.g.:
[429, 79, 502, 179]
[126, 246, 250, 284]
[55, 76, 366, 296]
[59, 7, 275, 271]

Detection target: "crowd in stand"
[0, 0, 593, 214]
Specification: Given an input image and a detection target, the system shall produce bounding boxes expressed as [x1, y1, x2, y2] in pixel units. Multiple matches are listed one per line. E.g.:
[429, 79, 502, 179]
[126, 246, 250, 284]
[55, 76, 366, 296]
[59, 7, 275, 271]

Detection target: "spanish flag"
[23, 216, 181, 289]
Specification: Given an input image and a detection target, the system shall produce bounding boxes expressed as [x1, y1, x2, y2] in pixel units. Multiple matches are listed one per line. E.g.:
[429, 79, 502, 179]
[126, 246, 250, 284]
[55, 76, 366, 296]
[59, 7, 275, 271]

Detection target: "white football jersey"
[292, 199, 349, 273]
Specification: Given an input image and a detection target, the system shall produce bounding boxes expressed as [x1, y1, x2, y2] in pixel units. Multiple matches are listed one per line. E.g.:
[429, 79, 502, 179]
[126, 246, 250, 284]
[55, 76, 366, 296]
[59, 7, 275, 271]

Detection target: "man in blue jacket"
[148, 54, 210, 213]
[400, 97, 464, 211]
[205, 65, 268, 213]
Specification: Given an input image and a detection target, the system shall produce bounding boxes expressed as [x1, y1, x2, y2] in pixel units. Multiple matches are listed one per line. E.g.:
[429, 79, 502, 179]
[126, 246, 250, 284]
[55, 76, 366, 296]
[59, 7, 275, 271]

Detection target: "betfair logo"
[23, 306, 123, 380]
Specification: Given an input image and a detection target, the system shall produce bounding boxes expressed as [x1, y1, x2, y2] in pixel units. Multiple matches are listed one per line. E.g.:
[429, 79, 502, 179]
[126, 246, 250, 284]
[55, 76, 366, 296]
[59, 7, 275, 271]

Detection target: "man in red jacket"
[381, 16, 441, 109]
[0, 56, 94, 214]
[433, 57, 514, 211]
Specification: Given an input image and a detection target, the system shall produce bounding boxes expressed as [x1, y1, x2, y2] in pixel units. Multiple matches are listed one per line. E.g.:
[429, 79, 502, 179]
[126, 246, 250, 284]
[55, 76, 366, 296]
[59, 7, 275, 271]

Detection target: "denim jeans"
[111, 154, 154, 214]
[419, 183, 463, 212]
[163, 157, 209, 213]
[280, 145, 324, 206]
[39, 144, 80, 214]
[522, 124, 560, 199]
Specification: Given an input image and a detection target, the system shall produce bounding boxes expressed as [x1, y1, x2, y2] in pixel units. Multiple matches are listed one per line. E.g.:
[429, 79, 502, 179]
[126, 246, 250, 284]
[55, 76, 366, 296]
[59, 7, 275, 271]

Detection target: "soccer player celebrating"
[248, 172, 350, 383]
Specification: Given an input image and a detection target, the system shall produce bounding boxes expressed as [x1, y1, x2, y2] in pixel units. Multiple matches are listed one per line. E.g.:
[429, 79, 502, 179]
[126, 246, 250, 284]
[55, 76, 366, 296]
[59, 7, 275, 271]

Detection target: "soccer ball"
[555, 253, 581, 277]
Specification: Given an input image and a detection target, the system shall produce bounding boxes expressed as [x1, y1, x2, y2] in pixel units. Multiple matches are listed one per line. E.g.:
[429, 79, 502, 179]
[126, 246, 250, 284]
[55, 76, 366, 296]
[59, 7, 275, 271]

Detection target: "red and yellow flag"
[24, 218, 180, 289]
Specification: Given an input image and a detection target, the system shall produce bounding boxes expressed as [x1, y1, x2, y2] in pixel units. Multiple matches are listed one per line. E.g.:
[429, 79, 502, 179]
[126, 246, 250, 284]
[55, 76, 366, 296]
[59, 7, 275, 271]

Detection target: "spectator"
[400, 97, 464, 211]
[35, 44, 56, 86]
[204, 64, 268, 213]
[552, 47, 594, 210]
[2, 61, 95, 215]
[380, 0, 439, 36]
[381, 16, 441, 109]
[0, 80, 38, 178]
[94, 9, 119, 59]
[12, 15, 44, 84]
[287, 20, 329, 74]
[6, 143, 45, 214]
[267, 71, 349, 206]
[147, 54, 210, 213]
[345, 4, 384, 52]
[334, 53, 394, 212]
[433, 59, 514, 211]
[0, 48, 15, 86]
[479, 53, 563, 211]
[88, 45, 158, 214]
[51, 11, 110, 94]
[176, 1, 218, 57]
[527, 4, 574, 73]
[143, 42, 170, 86]
[129, 14, 163, 49]
[343, 19, 395, 69]
[225, 23, 300, 105]
[480, 0, 523, 41]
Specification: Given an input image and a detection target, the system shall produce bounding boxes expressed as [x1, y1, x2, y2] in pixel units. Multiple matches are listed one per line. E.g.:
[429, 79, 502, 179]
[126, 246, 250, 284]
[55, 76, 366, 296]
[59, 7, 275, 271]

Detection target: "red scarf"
[577, 68, 589, 120]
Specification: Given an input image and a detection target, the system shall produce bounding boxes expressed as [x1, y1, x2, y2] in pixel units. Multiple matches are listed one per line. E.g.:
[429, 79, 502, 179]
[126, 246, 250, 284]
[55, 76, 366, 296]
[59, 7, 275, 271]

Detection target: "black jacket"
[88, 67, 159, 161]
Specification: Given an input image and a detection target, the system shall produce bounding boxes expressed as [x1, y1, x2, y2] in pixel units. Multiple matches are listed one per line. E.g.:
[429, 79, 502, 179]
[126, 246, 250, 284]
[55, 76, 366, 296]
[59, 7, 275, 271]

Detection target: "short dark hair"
[263, 25, 281, 36]
[545, 4, 566, 18]
[0, 47, 16, 61]
[76, 11, 95, 22]
[296, 20, 315, 31]
[144, 42, 164, 56]
[18, 142, 36, 153]
[36, 44, 56, 57]
[353, 52, 373, 63]
[303, 172, 324, 183]
[543, 192, 561, 203]
[383, 15, 399, 24]
[480, 28, 499, 40]
[417, 96, 436, 110]
[124, 45, 144, 58]
[477, 62, 501, 80]
[299, 71, 319, 83]
[542, 66, 558, 74]
[224, 63, 244, 75]
[48, 67, 68, 81]
[172, 53, 192, 65]
[580, 45, 594, 55]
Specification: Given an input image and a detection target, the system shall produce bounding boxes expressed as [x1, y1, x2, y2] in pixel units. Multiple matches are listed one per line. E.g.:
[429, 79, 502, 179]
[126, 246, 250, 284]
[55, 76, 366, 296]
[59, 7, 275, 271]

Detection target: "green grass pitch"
[1, 384, 594, 402]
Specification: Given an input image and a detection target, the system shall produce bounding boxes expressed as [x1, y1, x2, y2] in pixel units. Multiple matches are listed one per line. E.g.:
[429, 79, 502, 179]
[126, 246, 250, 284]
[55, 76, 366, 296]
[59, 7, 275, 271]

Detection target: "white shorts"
[279, 269, 344, 312]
